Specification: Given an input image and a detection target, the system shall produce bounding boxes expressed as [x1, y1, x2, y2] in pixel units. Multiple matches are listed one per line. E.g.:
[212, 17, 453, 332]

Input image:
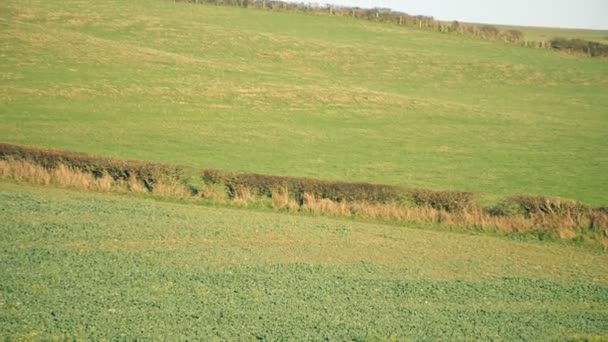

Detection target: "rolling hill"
[1, 0, 607, 204]
[2, 0, 608, 339]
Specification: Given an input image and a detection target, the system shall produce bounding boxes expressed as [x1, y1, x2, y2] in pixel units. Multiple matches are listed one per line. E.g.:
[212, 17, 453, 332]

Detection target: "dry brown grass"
[51, 164, 94, 189]
[232, 186, 255, 207]
[152, 179, 192, 198]
[0, 158, 51, 185]
[271, 186, 299, 211]
[0, 157, 193, 197]
[302, 192, 351, 217]
[199, 183, 228, 202]
[127, 173, 146, 193]
[0, 158, 116, 191]
[289, 192, 607, 246]
[271, 186, 289, 208]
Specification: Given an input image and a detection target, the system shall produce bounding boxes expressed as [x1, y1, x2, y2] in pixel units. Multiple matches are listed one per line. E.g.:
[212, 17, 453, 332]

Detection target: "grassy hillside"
[1, 0, 607, 204]
[1, 181, 607, 339]
[494, 24, 608, 44]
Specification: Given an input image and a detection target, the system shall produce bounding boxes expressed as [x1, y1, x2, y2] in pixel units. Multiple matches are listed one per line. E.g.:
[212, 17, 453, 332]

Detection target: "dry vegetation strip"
[1, 143, 606, 247]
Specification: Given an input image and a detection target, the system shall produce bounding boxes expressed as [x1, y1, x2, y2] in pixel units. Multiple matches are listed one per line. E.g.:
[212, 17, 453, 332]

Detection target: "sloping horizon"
[286, 0, 608, 30]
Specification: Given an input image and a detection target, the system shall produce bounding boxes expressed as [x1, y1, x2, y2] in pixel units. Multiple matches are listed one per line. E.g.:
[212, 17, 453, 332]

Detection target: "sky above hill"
[299, 0, 608, 29]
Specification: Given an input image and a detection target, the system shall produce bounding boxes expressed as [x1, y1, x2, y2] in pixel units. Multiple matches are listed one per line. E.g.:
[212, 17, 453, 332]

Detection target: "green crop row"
[1, 182, 607, 339]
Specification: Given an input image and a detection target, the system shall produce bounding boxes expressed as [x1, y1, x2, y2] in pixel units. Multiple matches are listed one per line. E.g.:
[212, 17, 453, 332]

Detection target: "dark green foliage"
[510, 195, 589, 216]
[202, 169, 405, 204]
[408, 189, 476, 212]
[486, 200, 525, 217]
[550, 37, 608, 57]
[200, 171, 478, 210]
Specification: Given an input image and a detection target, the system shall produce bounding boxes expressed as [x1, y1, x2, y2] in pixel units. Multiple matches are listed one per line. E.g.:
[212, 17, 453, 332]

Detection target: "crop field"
[0, 181, 607, 339]
[1, 0, 607, 204]
[2, 0, 608, 339]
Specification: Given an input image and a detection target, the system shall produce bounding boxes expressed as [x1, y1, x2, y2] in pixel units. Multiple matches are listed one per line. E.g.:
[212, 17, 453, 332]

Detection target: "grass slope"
[494, 24, 608, 44]
[1, 0, 607, 204]
[1, 181, 607, 339]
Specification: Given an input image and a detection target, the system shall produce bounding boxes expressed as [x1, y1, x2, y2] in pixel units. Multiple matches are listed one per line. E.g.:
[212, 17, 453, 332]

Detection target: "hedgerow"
[2, 143, 606, 246]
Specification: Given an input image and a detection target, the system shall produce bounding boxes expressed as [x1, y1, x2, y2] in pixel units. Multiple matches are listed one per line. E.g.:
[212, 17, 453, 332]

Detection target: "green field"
[495, 24, 608, 44]
[1, 0, 607, 204]
[1, 181, 607, 339]
[1, 1, 608, 338]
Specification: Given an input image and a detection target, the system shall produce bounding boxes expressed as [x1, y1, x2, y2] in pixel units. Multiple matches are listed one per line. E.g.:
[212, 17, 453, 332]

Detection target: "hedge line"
[1, 143, 604, 218]
[175, 0, 526, 44]
[1, 143, 480, 212]
[202, 169, 405, 204]
[0, 143, 187, 191]
[549, 38, 608, 57]
[173, 0, 606, 58]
